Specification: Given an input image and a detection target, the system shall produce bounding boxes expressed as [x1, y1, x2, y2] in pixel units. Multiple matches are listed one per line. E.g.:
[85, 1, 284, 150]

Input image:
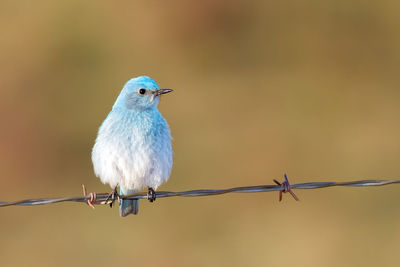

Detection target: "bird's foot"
[147, 187, 156, 202]
[273, 174, 299, 201]
[82, 184, 97, 209]
[104, 186, 120, 208]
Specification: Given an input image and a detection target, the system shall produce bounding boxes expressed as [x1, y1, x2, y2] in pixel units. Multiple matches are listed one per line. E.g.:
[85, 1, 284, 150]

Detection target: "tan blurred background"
[1, 0, 400, 266]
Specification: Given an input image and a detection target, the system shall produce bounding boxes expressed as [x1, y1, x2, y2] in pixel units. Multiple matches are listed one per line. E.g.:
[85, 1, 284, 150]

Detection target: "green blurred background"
[1, 0, 400, 266]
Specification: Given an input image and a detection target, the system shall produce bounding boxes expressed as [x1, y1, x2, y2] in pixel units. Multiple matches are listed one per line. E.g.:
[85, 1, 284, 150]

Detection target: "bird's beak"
[155, 88, 173, 96]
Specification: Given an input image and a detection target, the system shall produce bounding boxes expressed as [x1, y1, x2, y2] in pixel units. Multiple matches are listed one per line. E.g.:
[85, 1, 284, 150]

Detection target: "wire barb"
[0, 178, 399, 207]
[273, 174, 299, 201]
[104, 186, 120, 208]
[82, 184, 97, 209]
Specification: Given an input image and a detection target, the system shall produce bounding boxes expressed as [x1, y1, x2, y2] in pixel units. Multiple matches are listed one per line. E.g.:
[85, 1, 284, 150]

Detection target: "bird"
[91, 76, 173, 217]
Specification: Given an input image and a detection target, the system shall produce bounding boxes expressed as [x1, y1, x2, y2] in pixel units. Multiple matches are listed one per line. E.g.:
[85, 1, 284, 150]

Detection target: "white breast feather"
[91, 110, 173, 191]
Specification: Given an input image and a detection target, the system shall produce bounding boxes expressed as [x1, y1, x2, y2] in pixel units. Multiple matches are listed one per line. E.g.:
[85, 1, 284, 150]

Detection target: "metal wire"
[0, 178, 399, 207]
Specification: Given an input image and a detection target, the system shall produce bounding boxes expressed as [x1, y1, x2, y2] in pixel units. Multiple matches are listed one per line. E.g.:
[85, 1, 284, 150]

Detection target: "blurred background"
[1, 0, 400, 266]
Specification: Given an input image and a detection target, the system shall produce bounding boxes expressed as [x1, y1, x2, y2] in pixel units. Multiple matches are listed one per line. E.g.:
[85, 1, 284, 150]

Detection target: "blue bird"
[92, 76, 173, 217]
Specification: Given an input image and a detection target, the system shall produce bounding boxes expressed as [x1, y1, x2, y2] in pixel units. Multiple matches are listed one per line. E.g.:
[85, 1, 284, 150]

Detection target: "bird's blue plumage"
[92, 76, 173, 217]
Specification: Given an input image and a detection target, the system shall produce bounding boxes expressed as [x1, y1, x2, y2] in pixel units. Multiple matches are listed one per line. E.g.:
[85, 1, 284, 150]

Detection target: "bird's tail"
[119, 188, 139, 217]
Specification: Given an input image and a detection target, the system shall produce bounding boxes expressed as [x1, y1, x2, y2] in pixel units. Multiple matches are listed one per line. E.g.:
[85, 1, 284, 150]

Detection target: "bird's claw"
[273, 174, 299, 201]
[147, 187, 156, 202]
[105, 186, 120, 208]
[82, 184, 97, 209]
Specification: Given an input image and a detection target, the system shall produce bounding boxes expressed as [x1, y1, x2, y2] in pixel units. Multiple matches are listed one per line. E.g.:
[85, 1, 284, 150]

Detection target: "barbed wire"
[0, 175, 399, 208]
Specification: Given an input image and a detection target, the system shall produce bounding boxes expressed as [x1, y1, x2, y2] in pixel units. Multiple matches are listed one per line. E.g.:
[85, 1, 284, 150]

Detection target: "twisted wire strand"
[0, 179, 399, 207]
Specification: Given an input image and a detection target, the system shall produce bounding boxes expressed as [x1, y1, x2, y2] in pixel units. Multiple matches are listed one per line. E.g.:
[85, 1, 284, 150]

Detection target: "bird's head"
[113, 76, 173, 111]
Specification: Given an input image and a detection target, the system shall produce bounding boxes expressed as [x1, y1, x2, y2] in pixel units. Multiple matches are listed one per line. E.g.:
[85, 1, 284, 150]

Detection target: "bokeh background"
[1, 1, 400, 266]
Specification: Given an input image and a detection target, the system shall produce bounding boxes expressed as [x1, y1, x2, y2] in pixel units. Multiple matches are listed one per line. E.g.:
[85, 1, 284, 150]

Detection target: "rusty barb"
[82, 184, 100, 208]
[273, 174, 300, 201]
[0, 176, 399, 208]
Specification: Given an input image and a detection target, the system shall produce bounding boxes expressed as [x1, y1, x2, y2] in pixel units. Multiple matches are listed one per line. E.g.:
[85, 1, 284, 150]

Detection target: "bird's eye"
[139, 88, 146, 95]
